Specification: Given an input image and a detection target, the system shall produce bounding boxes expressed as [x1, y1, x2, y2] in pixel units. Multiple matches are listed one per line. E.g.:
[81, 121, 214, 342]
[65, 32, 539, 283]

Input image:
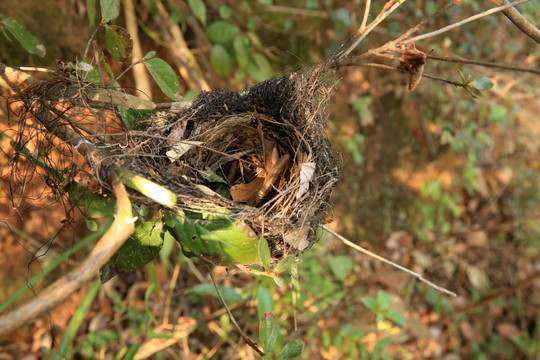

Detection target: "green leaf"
[386, 310, 407, 327]
[0, 18, 46, 57]
[86, 219, 99, 232]
[210, 45, 233, 77]
[219, 5, 232, 19]
[258, 238, 271, 271]
[105, 25, 133, 62]
[206, 21, 239, 44]
[327, 255, 354, 282]
[198, 169, 228, 184]
[118, 106, 154, 130]
[187, 0, 206, 26]
[277, 340, 305, 359]
[471, 77, 493, 91]
[87, 0, 96, 25]
[233, 35, 250, 69]
[274, 255, 295, 274]
[256, 286, 273, 320]
[166, 213, 260, 266]
[123, 343, 141, 360]
[144, 58, 182, 100]
[360, 296, 378, 312]
[376, 290, 391, 310]
[143, 50, 156, 59]
[259, 312, 279, 353]
[186, 283, 243, 304]
[109, 220, 164, 272]
[246, 53, 273, 81]
[84, 192, 115, 218]
[100, 0, 120, 22]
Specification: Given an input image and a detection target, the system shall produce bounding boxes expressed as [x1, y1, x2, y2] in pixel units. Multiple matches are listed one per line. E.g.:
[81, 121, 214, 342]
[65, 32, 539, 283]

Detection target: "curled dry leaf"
[397, 41, 428, 91]
[166, 141, 203, 162]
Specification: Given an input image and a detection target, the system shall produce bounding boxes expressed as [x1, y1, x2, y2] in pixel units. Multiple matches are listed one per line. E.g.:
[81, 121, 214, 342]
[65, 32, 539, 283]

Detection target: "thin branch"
[403, 0, 532, 43]
[428, 54, 540, 75]
[0, 181, 136, 336]
[359, 0, 372, 33]
[336, 0, 408, 59]
[322, 226, 457, 297]
[206, 264, 265, 356]
[490, 0, 540, 44]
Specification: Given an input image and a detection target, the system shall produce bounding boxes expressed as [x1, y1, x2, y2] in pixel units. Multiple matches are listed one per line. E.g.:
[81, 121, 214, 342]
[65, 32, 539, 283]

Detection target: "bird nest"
[13, 64, 339, 265]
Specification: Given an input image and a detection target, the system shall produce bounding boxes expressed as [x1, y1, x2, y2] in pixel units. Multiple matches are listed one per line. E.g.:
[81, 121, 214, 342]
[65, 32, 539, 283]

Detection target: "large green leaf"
[0, 18, 46, 57]
[144, 58, 182, 101]
[109, 220, 164, 272]
[100, 0, 120, 22]
[165, 212, 260, 266]
[210, 45, 233, 77]
[277, 340, 305, 359]
[105, 25, 132, 62]
[233, 35, 250, 69]
[205, 21, 239, 44]
[87, 0, 96, 25]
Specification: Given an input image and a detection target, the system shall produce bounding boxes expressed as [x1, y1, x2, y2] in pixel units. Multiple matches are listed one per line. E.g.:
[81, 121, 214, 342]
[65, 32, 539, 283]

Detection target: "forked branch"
[0, 181, 136, 336]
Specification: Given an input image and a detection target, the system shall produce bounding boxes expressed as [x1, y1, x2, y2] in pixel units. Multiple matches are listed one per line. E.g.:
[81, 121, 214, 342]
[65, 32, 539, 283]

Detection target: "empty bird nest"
[10, 63, 339, 266]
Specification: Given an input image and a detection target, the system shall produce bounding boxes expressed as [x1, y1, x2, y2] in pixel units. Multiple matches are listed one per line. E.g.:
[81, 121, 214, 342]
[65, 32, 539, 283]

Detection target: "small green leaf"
[258, 238, 271, 271]
[100, 0, 120, 22]
[86, 219, 99, 231]
[376, 290, 391, 310]
[360, 296, 378, 312]
[274, 255, 295, 274]
[246, 53, 273, 81]
[259, 312, 279, 353]
[144, 58, 182, 100]
[277, 340, 305, 359]
[186, 283, 243, 304]
[219, 5, 232, 19]
[471, 77, 493, 91]
[143, 50, 156, 59]
[210, 45, 233, 77]
[206, 21, 239, 44]
[233, 35, 250, 69]
[198, 169, 228, 184]
[187, 0, 206, 26]
[87, 0, 96, 25]
[256, 286, 273, 320]
[0, 18, 46, 57]
[105, 25, 132, 62]
[273, 276, 284, 287]
[386, 310, 407, 327]
[327, 255, 354, 282]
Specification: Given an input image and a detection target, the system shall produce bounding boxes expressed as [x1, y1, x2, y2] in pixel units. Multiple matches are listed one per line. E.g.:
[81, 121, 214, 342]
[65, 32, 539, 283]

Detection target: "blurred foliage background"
[0, 0, 539, 359]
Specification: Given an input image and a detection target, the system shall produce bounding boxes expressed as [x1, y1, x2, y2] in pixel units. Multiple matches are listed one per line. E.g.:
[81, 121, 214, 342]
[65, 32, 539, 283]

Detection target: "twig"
[0, 181, 136, 336]
[490, 0, 540, 44]
[206, 264, 265, 356]
[359, 0, 372, 32]
[403, 0, 532, 43]
[336, 0, 408, 59]
[428, 54, 540, 75]
[322, 226, 457, 297]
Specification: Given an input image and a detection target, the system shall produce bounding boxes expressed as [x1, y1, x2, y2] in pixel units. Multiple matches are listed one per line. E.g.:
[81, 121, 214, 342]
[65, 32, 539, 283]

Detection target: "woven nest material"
[15, 64, 339, 262]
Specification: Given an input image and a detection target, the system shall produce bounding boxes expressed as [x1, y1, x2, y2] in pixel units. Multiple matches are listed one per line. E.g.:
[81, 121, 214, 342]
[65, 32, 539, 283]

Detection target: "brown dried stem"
[490, 0, 540, 44]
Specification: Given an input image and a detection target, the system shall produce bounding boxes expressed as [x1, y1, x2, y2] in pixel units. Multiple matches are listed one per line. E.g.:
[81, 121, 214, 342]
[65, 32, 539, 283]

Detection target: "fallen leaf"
[255, 154, 289, 205]
[230, 176, 265, 205]
[466, 265, 486, 290]
[166, 141, 203, 162]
